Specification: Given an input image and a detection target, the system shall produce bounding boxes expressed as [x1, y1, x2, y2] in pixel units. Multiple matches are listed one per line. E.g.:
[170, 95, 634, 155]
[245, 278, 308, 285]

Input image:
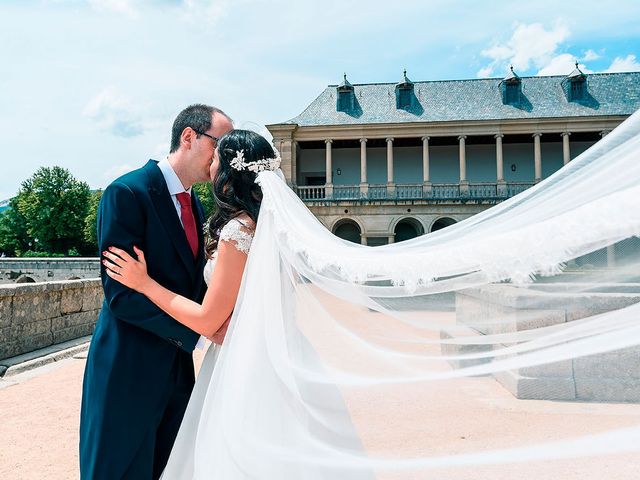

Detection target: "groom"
[80, 104, 233, 479]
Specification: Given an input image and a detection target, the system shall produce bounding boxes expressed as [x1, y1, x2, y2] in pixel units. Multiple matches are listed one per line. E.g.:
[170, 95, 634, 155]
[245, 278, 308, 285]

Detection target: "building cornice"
[269, 115, 628, 141]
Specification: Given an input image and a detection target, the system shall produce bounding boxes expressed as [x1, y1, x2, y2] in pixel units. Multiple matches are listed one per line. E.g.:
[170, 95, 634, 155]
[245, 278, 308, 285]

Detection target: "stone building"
[267, 67, 640, 245]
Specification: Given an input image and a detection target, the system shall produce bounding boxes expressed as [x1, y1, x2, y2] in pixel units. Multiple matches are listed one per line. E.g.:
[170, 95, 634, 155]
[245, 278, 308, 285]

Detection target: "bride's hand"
[102, 246, 152, 294]
[209, 313, 232, 345]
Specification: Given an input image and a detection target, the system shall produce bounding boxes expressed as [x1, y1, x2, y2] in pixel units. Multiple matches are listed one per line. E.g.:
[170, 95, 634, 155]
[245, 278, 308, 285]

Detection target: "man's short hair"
[169, 104, 231, 153]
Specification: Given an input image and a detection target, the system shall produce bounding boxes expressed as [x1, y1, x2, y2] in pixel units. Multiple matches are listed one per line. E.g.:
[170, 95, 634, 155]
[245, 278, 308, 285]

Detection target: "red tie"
[176, 192, 199, 258]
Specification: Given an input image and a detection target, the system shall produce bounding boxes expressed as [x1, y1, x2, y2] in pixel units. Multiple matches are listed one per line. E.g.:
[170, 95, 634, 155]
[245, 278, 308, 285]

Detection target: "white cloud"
[181, 0, 231, 25]
[604, 54, 640, 73]
[582, 49, 601, 61]
[537, 54, 593, 76]
[88, 0, 138, 18]
[476, 66, 494, 78]
[478, 22, 570, 77]
[83, 87, 145, 138]
[153, 142, 170, 159]
[102, 163, 138, 184]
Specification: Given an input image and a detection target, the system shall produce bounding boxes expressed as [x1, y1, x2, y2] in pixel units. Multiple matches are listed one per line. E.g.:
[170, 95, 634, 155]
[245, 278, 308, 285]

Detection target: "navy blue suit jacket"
[80, 160, 207, 479]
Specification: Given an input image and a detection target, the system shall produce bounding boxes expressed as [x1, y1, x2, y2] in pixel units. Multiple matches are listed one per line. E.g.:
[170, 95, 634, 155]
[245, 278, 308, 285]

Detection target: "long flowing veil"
[168, 109, 640, 479]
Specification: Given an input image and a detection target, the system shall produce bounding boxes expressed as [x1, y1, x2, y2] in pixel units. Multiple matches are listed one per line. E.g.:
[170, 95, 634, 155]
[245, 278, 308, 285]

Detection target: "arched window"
[333, 219, 361, 244]
[431, 217, 457, 233]
[394, 218, 424, 242]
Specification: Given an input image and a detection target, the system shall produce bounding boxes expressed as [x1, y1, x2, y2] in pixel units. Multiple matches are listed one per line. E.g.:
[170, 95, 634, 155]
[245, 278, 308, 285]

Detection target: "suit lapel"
[144, 160, 196, 279]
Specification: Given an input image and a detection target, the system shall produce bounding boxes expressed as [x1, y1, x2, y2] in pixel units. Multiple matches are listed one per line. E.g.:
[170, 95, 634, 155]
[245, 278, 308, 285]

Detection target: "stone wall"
[0, 279, 102, 359]
[443, 283, 640, 402]
[0, 258, 100, 284]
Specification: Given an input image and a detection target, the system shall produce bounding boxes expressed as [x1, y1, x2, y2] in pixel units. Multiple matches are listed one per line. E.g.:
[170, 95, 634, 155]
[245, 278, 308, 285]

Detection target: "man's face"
[192, 112, 233, 183]
[209, 146, 220, 181]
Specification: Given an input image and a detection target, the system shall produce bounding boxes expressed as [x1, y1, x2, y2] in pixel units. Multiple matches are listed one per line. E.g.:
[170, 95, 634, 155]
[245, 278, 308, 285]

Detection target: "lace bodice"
[204, 216, 255, 285]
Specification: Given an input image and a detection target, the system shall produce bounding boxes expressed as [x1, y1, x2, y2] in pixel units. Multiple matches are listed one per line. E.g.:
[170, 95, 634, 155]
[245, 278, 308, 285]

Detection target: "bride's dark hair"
[205, 129, 276, 257]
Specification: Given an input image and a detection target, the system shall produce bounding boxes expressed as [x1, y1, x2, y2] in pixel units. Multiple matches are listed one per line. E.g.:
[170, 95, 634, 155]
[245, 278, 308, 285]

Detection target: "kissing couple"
[79, 104, 281, 479]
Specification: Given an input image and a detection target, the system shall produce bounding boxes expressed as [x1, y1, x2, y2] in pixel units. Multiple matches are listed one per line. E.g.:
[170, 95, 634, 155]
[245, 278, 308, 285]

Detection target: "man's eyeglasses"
[193, 129, 219, 146]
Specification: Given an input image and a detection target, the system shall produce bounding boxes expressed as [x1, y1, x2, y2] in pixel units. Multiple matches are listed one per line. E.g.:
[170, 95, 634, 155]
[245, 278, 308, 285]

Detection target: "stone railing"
[0, 258, 100, 284]
[0, 279, 103, 359]
[296, 182, 535, 202]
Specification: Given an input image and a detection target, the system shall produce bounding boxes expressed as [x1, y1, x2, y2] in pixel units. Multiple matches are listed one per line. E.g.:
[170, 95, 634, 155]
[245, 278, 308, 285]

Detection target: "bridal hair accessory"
[229, 148, 281, 173]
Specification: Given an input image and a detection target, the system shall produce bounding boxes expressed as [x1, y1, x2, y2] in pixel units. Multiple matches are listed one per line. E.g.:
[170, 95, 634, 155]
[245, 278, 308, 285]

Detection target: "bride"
[103, 116, 640, 479]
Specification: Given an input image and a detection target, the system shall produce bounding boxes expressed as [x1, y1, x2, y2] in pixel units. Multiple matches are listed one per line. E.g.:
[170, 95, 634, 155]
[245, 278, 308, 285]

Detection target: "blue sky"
[0, 0, 639, 200]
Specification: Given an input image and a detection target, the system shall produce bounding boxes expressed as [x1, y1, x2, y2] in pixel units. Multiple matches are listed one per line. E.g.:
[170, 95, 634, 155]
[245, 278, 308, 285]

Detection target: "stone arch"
[332, 218, 362, 244]
[430, 216, 457, 233]
[392, 216, 425, 243]
[15, 275, 36, 283]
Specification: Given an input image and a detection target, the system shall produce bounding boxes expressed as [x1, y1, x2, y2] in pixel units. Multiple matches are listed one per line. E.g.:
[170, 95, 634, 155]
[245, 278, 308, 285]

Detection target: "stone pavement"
[1, 336, 640, 479]
[0, 345, 208, 480]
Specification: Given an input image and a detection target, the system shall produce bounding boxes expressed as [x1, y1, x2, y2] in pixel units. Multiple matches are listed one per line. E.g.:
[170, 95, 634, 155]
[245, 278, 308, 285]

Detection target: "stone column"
[279, 139, 293, 186]
[291, 140, 298, 187]
[495, 134, 506, 196]
[388, 234, 395, 244]
[422, 136, 431, 197]
[458, 135, 469, 195]
[386, 137, 394, 184]
[600, 130, 610, 138]
[359, 138, 368, 198]
[386, 137, 395, 198]
[533, 133, 542, 182]
[325, 139, 333, 199]
[561, 132, 571, 165]
[360, 233, 367, 245]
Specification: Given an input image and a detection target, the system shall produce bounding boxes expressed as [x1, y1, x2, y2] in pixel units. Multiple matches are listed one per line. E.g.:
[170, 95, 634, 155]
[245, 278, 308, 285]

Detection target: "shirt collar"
[158, 158, 191, 196]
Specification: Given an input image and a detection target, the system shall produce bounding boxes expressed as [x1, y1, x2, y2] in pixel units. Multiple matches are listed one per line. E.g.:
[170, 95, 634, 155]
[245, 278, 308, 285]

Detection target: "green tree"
[83, 189, 103, 256]
[0, 197, 30, 256]
[193, 182, 215, 218]
[16, 166, 91, 255]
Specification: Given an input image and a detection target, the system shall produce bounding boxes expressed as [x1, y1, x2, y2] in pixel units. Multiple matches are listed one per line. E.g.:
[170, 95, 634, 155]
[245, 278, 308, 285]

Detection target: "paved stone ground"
[1, 330, 640, 479]
[0, 348, 208, 480]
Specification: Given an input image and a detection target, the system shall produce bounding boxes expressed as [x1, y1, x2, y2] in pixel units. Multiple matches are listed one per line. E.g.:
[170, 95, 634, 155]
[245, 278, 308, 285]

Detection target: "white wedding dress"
[161, 110, 640, 479]
[160, 216, 255, 480]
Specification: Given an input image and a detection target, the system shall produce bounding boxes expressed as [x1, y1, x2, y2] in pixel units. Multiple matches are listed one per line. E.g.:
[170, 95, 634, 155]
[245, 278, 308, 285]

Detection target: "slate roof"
[282, 72, 640, 127]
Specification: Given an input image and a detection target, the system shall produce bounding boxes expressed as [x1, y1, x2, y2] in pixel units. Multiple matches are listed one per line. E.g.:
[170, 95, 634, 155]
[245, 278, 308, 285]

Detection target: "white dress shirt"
[157, 158, 207, 350]
[158, 158, 191, 226]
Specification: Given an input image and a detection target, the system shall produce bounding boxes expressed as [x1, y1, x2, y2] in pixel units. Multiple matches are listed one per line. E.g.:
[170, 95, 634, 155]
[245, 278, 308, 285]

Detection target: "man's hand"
[210, 313, 232, 345]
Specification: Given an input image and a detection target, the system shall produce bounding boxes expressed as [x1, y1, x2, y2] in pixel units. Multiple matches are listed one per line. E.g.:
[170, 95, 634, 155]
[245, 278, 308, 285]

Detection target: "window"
[337, 91, 353, 112]
[397, 87, 412, 109]
[505, 82, 520, 104]
[570, 80, 585, 101]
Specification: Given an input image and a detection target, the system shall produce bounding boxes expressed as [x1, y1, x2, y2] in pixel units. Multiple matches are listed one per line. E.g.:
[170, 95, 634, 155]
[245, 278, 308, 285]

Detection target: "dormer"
[336, 74, 355, 112]
[499, 66, 522, 105]
[395, 70, 415, 110]
[564, 62, 588, 101]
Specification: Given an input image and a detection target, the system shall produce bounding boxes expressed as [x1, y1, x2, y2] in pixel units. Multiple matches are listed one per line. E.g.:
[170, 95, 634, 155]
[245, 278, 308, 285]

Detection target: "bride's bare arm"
[103, 237, 250, 338]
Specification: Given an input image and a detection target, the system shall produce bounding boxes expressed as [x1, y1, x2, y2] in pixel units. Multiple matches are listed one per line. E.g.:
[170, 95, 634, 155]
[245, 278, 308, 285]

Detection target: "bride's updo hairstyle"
[205, 129, 276, 257]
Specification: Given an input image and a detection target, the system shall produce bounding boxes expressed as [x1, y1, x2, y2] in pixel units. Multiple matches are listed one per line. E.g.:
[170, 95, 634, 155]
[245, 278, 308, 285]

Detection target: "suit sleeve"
[98, 181, 199, 352]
